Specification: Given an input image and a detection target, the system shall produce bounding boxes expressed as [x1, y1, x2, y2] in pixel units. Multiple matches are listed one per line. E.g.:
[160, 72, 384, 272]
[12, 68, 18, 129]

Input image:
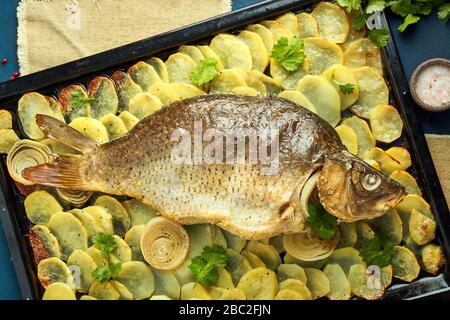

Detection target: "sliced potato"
[122, 199, 158, 226]
[421, 244, 445, 275]
[231, 86, 258, 96]
[241, 249, 266, 268]
[124, 224, 145, 261]
[392, 246, 420, 282]
[178, 45, 205, 65]
[261, 20, 294, 43]
[365, 159, 381, 170]
[226, 248, 253, 285]
[236, 267, 278, 300]
[381, 265, 393, 289]
[210, 69, 247, 94]
[296, 75, 341, 126]
[270, 57, 309, 90]
[150, 295, 171, 300]
[390, 170, 421, 195]
[219, 288, 246, 300]
[0, 129, 20, 153]
[197, 45, 224, 70]
[18, 92, 65, 140]
[89, 281, 120, 300]
[29, 225, 61, 264]
[152, 269, 181, 300]
[304, 37, 344, 75]
[409, 209, 436, 245]
[276, 12, 300, 36]
[42, 282, 76, 300]
[110, 279, 133, 300]
[67, 249, 97, 293]
[94, 195, 130, 237]
[108, 235, 132, 265]
[323, 264, 351, 300]
[0, 110, 13, 129]
[57, 85, 91, 122]
[111, 70, 143, 112]
[283, 253, 328, 269]
[341, 116, 375, 158]
[99, 113, 128, 140]
[279, 279, 312, 299]
[215, 267, 235, 290]
[85, 246, 108, 267]
[337, 223, 357, 248]
[335, 125, 358, 155]
[128, 61, 161, 91]
[149, 81, 181, 105]
[396, 194, 433, 219]
[118, 111, 140, 131]
[312, 2, 350, 43]
[386, 147, 412, 171]
[210, 34, 252, 71]
[355, 222, 375, 248]
[363, 147, 403, 174]
[296, 12, 319, 38]
[70, 208, 101, 241]
[83, 205, 114, 235]
[181, 282, 211, 300]
[369, 104, 403, 143]
[238, 30, 269, 72]
[69, 117, 109, 144]
[223, 230, 247, 253]
[350, 67, 389, 118]
[322, 64, 360, 109]
[275, 288, 309, 300]
[277, 263, 307, 284]
[246, 24, 274, 52]
[128, 92, 162, 120]
[269, 235, 285, 254]
[147, 57, 170, 83]
[87, 76, 119, 119]
[38, 257, 75, 289]
[166, 52, 197, 85]
[233, 69, 267, 94]
[304, 268, 330, 299]
[246, 241, 281, 271]
[348, 264, 384, 300]
[171, 83, 205, 99]
[369, 209, 403, 245]
[250, 70, 283, 94]
[79, 295, 98, 300]
[344, 38, 382, 74]
[340, 10, 367, 51]
[24, 190, 63, 225]
[114, 261, 155, 299]
[326, 247, 365, 275]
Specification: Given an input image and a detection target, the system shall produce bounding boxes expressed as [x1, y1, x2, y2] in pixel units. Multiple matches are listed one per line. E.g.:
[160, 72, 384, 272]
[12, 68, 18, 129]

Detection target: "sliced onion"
[283, 229, 339, 261]
[6, 140, 52, 186]
[140, 216, 189, 270]
[56, 188, 93, 207]
[299, 171, 321, 220]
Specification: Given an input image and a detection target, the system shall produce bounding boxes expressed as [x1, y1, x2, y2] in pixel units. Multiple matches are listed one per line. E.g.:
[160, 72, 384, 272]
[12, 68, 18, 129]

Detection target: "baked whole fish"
[24, 94, 405, 239]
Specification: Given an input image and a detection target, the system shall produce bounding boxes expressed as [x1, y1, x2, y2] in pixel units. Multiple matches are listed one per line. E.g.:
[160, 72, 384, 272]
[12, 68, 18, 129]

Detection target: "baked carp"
[23, 94, 405, 239]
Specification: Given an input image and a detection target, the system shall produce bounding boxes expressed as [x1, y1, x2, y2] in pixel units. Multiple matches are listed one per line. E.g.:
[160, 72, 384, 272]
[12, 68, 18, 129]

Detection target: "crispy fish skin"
[23, 94, 404, 239]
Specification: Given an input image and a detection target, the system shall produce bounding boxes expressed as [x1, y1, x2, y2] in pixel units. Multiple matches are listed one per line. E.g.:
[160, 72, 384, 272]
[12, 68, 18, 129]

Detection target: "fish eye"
[362, 173, 381, 191]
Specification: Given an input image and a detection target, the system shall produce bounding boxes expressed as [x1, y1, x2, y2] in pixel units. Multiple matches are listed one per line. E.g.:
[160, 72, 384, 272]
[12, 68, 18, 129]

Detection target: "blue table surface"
[0, 0, 449, 300]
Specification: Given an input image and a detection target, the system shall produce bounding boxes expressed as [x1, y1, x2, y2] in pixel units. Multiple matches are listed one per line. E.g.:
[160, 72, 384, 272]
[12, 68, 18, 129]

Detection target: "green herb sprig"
[190, 58, 218, 86]
[188, 245, 229, 287]
[306, 202, 338, 241]
[271, 37, 306, 72]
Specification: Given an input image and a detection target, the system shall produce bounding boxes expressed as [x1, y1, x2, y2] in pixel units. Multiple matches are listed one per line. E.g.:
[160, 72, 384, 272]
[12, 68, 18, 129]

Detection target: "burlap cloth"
[15, 1, 450, 209]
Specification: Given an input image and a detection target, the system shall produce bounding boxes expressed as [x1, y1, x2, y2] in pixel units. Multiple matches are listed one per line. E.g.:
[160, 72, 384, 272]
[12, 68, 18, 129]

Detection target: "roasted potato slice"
[303, 37, 344, 75]
[369, 104, 403, 143]
[114, 261, 155, 300]
[283, 253, 328, 269]
[350, 67, 389, 118]
[29, 225, 61, 264]
[107, 235, 132, 266]
[369, 209, 403, 245]
[304, 268, 330, 299]
[118, 111, 139, 131]
[363, 147, 403, 174]
[326, 247, 365, 275]
[341, 116, 375, 158]
[270, 57, 309, 90]
[152, 269, 181, 300]
[246, 24, 274, 52]
[58, 84, 91, 122]
[297, 75, 341, 126]
[69, 117, 109, 144]
[421, 244, 445, 275]
[277, 263, 307, 284]
[269, 235, 285, 254]
[83, 205, 114, 235]
[296, 12, 319, 38]
[94, 195, 130, 237]
[210, 69, 247, 94]
[122, 199, 158, 227]
[246, 241, 281, 271]
[409, 209, 436, 245]
[279, 279, 312, 299]
[236, 267, 278, 300]
[181, 282, 211, 300]
[124, 224, 145, 262]
[128, 92, 162, 120]
[241, 249, 266, 268]
[89, 281, 120, 300]
[0, 129, 20, 153]
[110, 280, 133, 300]
[149, 81, 181, 105]
[335, 124, 358, 155]
[231, 86, 258, 96]
[392, 246, 420, 282]
[24, 190, 63, 225]
[171, 83, 205, 99]
[323, 264, 351, 300]
[67, 249, 97, 293]
[210, 34, 253, 71]
[250, 70, 283, 94]
[85, 246, 108, 267]
[150, 295, 171, 300]
[178, 45, 205, 65]
[18, 92, 65, 140]
[386, 147, 412, 171]
[344, 38, 382, 74]
[311, 2, 350, 43]
[340, 10, 367, 51]
[87, 76, 119, 119]
[226, 248, 253, 285]
[147, 57, 170, 83]
[70, 208, 101, 242]
[261, 20, 294, 43]
[111, 71, 143, 112]
[223, 229, 247, 253]
[276, 12, 300, 36]
[99, 113, 128, 140]
[322, 64, 360, 109]
[128, 61, 161, 91]
[348, 264, 384, 300]
[218, 288, 246, 300]
[215, 267, 235, 290]
[390, 170, 421, 195]
[238, 30, 269, 72]
[38, 257, 75, 289]
[165, 52, 197, 85]
[0, 110, 11, 128]
[197, 45, 224, 70]
[396, 194, 433, 219]
[42, 282, 76, 300]
[337, 223, 358, 248]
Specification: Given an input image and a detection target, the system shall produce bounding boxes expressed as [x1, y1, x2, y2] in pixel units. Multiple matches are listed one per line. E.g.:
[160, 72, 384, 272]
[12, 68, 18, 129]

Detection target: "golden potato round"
[304, 37, 344, 75]
[276, 12, 300, 36]
[42, 282, 76, 300]
[165, 52, 197, 85]
[390, 170, 421, 195]
[246, 24, 274, 52]
[210, 34, 253, 71]
[341, 116, 375, 158]
[386, 147, 412, 170]
[296, 12, 319, 38]
[322, 64, 360, 109]
[270, 57, 309, 90]
[210, 69, 247, 94]
[335, 124, 358, 155]
[238, 30, 269, 72]
[363, 147, 403, 174]
[236, 267, 278, 300]
[344, 38, 382, 74]
[409, 209, 436, 245]
[261, 20, 294, 43]
[69, 117, 109, 144]
[369, 104, 403, 143]
[278, 90, 317, 113]
[392, 246, 420, 282]
[311, 2, 350, 43]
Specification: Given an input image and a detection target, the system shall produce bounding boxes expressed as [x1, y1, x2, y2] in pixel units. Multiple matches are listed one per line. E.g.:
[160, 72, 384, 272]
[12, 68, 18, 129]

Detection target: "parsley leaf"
[92, 263, 122, 282]
[92, 232, 117, 256]
[190, 58, 218, 86]
[306, 202, 338, 241]
[336, 0, 362, 12]
[366, 0, 387, 13]
[69, 90, 95, 110]
[332, 72, 355, 95]
[352, 10, 369, 30]
[398, 14, 421, 31]
[271, 37, 306, 72]
[359, 235, 394, 267]
[437, 3, 450, 21]
[390, 0, 422, 16]
[188, 245, 229, 287]
[368, 28, 390, 47]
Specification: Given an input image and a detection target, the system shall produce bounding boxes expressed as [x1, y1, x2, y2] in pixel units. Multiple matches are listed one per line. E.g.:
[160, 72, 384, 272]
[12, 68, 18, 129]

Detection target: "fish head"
[317, 151, 405, 221]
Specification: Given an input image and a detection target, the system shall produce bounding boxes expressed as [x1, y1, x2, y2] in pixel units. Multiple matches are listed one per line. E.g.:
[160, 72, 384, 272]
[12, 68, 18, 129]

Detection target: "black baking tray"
[0, 0, 449, 300]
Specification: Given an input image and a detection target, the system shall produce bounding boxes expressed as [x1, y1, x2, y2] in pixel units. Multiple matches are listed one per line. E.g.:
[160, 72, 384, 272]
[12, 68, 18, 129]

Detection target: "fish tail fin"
[23, 154, 88, 189]
[35, 114, 97, 154]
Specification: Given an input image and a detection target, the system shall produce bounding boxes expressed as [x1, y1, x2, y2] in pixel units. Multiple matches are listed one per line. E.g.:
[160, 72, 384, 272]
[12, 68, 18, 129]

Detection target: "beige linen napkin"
[17, 0, 231, 75]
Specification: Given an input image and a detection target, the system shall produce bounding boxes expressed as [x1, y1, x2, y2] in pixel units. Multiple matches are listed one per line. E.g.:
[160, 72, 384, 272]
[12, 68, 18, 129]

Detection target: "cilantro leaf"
[92, 232, 117, 256]
[368, 28, 390, 47]
[306, 202, 337, 241]
[352, 10, 369, 30]
[92, 263, 122, 282]
[69, 90, 95, 110]
[366, 0, 387, 13]
[188, 245, 228, 287]
[332, 72, 355, 95]
[398, 14, 420, 31]
[190, 58, 218, 86]
[359, 235, 394, 267]
[390, 0, 422, 16]
[437, 3, 450, 21]
[336, 0, 362, 12]
[271, 37, 306, 72]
